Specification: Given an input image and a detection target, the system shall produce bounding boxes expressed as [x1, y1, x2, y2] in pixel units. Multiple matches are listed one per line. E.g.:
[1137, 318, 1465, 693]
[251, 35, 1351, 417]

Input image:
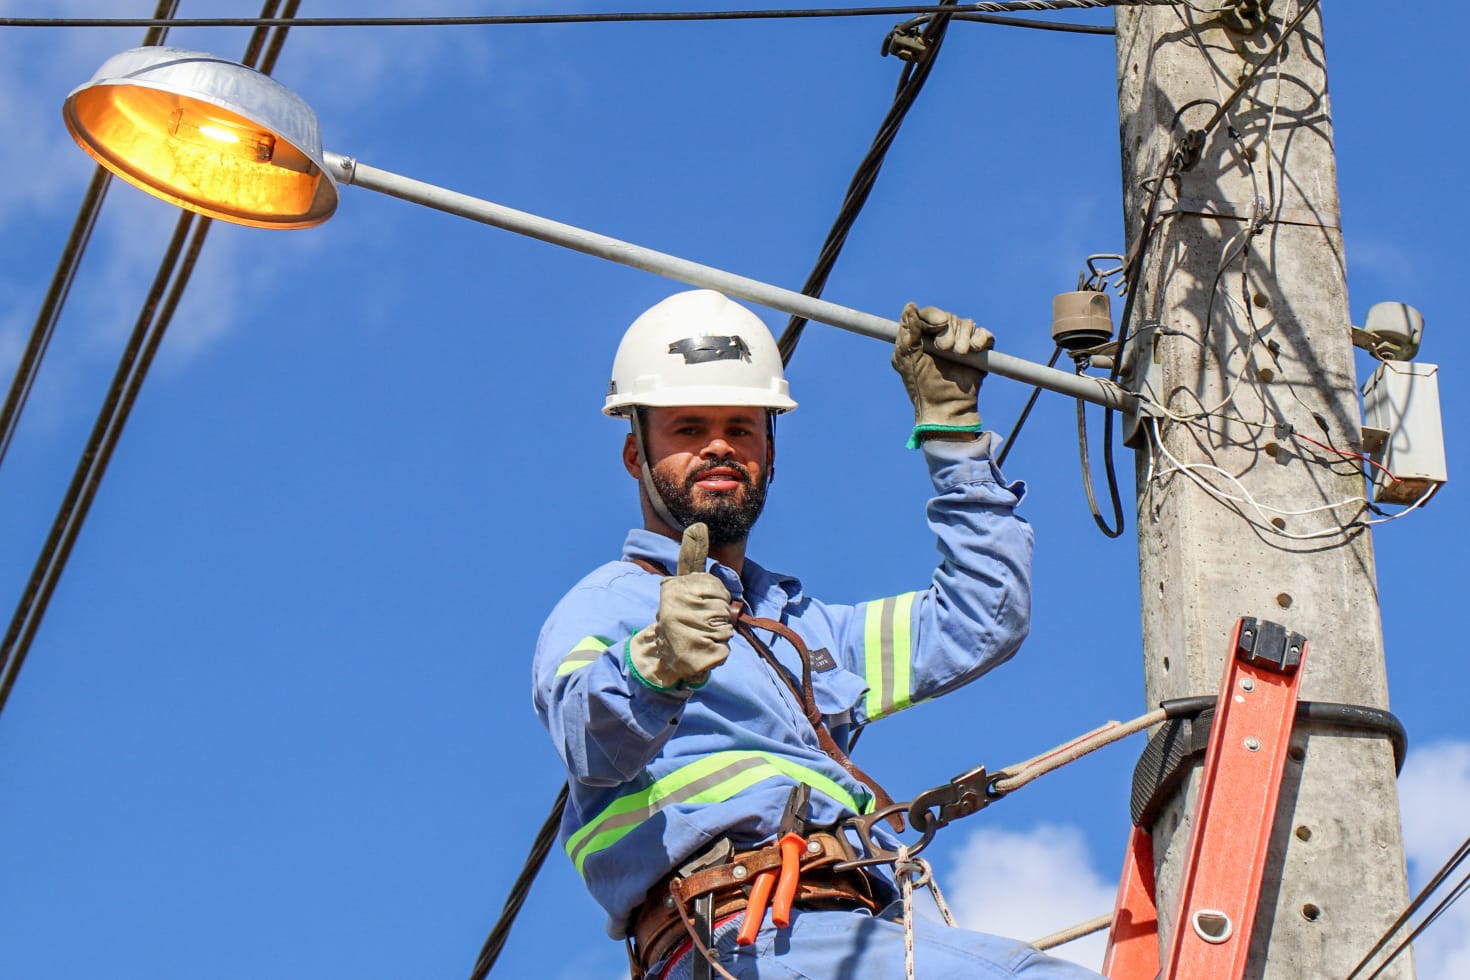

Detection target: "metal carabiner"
[907, 765, 994, 834]
[831, 803, 938, 872]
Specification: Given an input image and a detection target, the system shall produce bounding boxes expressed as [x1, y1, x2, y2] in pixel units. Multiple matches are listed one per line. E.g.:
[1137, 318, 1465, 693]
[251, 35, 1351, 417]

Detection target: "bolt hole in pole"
[1288, 745, 1307, 763]
[1295, 825, 1312, 842]
[1192, 909, 1234, 944]
[1302, 903, 1321, 922]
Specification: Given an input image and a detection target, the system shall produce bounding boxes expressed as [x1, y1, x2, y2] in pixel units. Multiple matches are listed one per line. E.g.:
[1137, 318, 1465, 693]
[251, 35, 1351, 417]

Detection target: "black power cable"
[995, 345, 1061, 468]
[0, 2, 1180, 32]
[468, 784, 570, 979]
[0, 213, 206, 714]
[0, 0, 188, 478]
[1346, 833, 1470, 980]
[0, 0, 298, 721]
[776, 1, 961, 364]
[1074, 360, 1125, 537]
[897, 9, 1112, 34]
[0, 167, 111, 476]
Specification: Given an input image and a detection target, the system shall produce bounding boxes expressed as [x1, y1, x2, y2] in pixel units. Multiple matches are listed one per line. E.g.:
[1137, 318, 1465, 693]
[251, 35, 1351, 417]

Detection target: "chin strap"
[631, 409, 689, 535]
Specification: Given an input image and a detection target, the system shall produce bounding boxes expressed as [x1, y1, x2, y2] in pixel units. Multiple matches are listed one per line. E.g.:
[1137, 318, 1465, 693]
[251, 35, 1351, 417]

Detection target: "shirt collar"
[621, 528, 804, 614]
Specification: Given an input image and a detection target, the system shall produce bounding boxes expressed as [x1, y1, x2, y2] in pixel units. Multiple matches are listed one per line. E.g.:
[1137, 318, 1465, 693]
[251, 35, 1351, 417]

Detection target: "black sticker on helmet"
[668, 335, 752, 364]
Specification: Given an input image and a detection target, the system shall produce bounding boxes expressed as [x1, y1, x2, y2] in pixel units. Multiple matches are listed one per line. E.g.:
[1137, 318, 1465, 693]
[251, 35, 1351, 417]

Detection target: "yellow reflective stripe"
[863, 602, 884, 720]
[890, 591, 916, 714]
[863, 592, 919, 721]
[555, 635, 612, 677]
[564, 751, 870, 875]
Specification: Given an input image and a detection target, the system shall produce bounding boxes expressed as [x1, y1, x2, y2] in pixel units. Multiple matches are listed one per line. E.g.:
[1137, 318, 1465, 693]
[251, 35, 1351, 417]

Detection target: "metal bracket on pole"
[324, 152, 1139, 414]
[1102, 617, 1307, 979]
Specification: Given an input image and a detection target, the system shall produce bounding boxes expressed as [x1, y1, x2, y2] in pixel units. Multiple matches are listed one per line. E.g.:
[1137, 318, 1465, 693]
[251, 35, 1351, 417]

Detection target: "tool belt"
[629, 832, 879, 972]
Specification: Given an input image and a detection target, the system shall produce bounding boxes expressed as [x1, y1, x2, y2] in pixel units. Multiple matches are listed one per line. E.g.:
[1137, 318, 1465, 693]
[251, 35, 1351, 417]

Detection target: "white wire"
[1131, 226, 1273, 429]
[1145, 419, 1435, 540]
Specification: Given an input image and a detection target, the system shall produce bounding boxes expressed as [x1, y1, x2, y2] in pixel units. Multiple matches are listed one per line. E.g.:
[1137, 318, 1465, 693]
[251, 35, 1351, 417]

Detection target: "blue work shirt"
[532, 434, 1032, 936]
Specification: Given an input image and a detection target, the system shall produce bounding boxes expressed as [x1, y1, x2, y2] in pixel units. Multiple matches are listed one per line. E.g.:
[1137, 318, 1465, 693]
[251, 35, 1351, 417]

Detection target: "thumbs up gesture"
[628, 523, 735, 690]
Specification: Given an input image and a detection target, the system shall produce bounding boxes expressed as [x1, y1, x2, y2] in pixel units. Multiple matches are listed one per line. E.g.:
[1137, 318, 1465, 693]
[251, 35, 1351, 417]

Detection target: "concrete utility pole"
[1115, 4, 1413, 977]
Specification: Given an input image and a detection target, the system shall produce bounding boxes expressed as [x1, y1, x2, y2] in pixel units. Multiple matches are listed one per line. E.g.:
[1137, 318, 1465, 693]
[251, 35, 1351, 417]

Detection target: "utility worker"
[533, 289, 1099, 979]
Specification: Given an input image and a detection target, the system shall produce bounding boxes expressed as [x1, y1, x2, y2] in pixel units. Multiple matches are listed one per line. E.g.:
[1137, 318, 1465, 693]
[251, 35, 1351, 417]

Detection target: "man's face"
[624, 406, 773, 546]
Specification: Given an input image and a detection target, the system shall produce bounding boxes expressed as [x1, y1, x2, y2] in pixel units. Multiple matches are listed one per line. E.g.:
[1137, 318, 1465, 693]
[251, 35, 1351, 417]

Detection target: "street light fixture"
[64, 47, 336, 229]
[64, 45, 1136, 413]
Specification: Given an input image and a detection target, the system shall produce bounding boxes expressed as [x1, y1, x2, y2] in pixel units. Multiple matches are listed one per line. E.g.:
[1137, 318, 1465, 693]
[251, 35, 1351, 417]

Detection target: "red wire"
[1295, 431, 1398, 484]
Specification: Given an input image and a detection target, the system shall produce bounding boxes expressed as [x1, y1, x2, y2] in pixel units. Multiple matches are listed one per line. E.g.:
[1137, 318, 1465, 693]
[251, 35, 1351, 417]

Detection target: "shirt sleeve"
[839, 431, 1033, 725]
[532, 568, 693, 787]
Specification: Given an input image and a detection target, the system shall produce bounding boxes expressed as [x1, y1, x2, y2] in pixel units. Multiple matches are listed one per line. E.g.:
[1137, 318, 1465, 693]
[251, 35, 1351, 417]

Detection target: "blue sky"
[0, 2, 1466, 977]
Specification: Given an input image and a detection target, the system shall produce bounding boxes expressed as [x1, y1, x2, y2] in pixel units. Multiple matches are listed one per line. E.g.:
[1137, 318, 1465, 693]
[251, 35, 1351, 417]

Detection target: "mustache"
[686, 459, 754, 489]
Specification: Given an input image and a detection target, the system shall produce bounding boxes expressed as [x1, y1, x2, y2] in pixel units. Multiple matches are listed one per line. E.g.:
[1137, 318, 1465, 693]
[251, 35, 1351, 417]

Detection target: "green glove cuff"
[624, 635, 709, 691]
[625, 636, 678, 692]
[906, 421, 983, 450]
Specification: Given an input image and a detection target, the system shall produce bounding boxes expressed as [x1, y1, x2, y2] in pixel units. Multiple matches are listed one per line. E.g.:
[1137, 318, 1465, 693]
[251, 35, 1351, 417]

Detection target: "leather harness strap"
[626, 555, 902, 829]
[733, 612, 902, 827]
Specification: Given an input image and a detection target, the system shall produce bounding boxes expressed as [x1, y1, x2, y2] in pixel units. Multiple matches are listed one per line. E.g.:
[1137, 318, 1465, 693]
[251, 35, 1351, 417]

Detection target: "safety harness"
[623, 556, 903, 979]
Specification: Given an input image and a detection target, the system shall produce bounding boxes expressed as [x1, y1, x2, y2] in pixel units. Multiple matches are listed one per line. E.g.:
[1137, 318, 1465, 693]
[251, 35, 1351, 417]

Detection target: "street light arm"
[323, 151, 1138, 414]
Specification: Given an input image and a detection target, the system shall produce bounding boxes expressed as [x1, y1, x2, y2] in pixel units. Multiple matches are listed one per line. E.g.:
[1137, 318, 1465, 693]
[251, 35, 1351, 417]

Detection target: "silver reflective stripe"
[556, 635, 613, 677]
[862, 592, 918, 721]
[564, 751, 869, 875]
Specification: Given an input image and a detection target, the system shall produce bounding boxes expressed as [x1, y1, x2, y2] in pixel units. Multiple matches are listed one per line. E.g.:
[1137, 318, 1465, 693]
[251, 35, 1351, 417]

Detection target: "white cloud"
[943, 823, 1117, 971]
[0, 1, 131, 225]
[1397, 739, 1470, 978]
[930, 747, 1470, 978]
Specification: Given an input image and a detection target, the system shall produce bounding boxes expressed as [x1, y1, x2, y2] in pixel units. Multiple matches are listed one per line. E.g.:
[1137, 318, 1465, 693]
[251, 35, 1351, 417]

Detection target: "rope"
[897, 844, 920, 980]
[991, 708, 1167, 796]
[896, 843, 957, 980]
[1031, 912, 1112, 950]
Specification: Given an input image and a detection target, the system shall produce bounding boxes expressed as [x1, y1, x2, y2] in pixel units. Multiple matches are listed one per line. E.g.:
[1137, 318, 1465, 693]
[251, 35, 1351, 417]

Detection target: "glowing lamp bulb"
[166, 107, 276, 163]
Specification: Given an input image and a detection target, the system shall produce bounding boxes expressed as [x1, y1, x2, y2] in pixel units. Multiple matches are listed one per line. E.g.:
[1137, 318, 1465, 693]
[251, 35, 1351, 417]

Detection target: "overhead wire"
[468, 783, 569, 980]
[1346, 833, 1470, 980]
[776, 0, 961, 363]
[0, 0, 187, 476]
[0, 1, 1183, 32]
[995, 345, 1061, 467]
[0, 0, 300, 721]
[0, 168, 111, 477]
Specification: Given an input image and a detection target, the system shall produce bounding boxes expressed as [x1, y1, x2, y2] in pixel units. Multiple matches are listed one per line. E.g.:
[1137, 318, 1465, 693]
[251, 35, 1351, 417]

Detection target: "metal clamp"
[833, 766, 996, 871]
[909, 765, 995, 832]
[881, 25, 929, 62]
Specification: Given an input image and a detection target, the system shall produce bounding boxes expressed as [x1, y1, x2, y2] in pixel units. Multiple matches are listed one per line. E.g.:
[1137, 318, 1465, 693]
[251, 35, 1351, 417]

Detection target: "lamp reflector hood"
[64, 46, 337, 229]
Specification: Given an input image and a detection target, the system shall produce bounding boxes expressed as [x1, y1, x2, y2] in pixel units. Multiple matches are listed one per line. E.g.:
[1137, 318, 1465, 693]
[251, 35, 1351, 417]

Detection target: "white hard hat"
[604, 290, 797, 417]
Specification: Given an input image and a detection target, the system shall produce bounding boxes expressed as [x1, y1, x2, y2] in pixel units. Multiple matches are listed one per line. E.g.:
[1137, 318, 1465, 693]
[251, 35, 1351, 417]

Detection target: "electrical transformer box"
[1360, 361, 1447, 505]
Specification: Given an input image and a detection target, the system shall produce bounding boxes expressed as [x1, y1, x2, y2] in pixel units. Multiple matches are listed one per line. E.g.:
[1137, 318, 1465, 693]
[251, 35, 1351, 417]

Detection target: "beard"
[651, 458, 768, 547]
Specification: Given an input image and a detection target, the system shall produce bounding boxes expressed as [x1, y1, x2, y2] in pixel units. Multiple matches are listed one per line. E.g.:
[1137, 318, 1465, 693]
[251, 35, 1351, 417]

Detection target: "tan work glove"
[628, 523, 734, 690]
[892, 302, 993, 444]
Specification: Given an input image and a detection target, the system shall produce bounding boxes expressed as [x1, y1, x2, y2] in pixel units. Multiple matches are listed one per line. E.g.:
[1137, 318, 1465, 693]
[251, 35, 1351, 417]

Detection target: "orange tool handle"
[736, 868, 777, 946]
[770, 833, 806, 928]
